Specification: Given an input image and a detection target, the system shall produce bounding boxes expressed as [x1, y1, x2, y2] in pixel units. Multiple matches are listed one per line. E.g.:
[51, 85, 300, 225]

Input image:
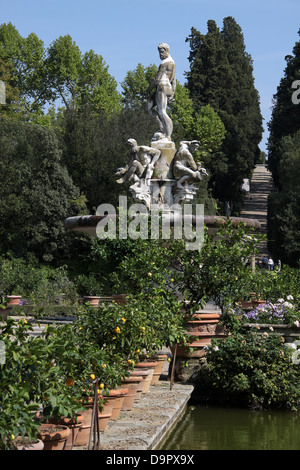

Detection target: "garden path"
[240, 164, 274, 262]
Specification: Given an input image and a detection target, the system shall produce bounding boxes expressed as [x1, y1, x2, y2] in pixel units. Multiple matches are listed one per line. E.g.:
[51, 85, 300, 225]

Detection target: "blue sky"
[2, 0, 300, 152]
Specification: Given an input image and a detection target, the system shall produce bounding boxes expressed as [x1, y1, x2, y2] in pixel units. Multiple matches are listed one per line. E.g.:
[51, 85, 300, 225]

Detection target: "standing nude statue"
[115, 138, 161, 184]
[146, 43, 176, 141]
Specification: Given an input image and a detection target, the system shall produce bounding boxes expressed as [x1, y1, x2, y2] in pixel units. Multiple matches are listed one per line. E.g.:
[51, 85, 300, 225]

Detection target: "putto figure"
[146, 43, 176, 141]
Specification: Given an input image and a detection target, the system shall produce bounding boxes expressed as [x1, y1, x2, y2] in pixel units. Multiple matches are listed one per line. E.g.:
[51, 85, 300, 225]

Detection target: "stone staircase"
[240, 164, 274, 261]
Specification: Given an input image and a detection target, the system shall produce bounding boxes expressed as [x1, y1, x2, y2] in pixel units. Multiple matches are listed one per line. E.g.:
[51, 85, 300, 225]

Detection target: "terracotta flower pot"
[74, 396, 113, 445]
[98, 402, 113, 431]
[102, 388, 128, 420]
[74, 404, 93, 446]
[172, 312, 225, 358]
[152, 355, 168, 384]
[7, 295, 22, 307]
[135, 361, 158, 386]
[130, 370, 151, 394]
[13, 436, 44, 450]
[128, 373, 146, 401]
[120, 377, 143, 410]
[49, 413, 84, 451]
[37, 424, 70, 450]
[82, 296, 100, 307]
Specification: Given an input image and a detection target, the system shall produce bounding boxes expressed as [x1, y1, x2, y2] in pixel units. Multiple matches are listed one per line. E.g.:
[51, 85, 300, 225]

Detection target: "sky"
[1, 0, 300, 153]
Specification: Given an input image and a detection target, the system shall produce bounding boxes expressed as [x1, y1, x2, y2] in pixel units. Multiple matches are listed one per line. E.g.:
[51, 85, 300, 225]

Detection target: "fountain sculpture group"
[115, 43, 208, 211]
[64, 42, 260, 237]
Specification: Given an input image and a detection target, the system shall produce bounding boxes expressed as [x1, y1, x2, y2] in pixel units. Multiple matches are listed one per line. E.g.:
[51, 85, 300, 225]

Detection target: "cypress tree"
[267, 29, 300, 188]
[185, 17, 263, 213]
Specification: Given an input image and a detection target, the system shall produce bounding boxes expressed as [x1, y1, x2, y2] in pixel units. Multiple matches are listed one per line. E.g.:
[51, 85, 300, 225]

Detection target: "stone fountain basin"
[64, 214, 261, 237]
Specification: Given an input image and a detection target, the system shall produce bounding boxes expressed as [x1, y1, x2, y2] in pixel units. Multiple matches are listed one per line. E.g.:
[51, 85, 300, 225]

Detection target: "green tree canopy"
[0, 118, 86, 263]
[46, 36, 122, 115]
[121, 63, 158, 109]
[0, 24, 122, 120]
[0, 22, 48, 117]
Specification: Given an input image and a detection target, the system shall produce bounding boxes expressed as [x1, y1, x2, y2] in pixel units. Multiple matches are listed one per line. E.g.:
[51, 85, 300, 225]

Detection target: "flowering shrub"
[206, 314, 300, 410]
[241, 296, 300, 325]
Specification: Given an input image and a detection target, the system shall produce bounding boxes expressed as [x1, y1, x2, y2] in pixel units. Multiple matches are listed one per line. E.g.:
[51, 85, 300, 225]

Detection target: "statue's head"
[158, 43, 170, 52]
[158, 43, 170, 59]
[127, 138, 138, 150]
[189, 140, 200, 152]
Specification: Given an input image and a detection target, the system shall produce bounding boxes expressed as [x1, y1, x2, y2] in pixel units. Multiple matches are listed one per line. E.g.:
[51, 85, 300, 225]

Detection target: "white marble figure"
[173, 140, 208, 190]
[116, 138, 161, 185]
[115, 44, 208, 211]
[146, 43, 176, 141]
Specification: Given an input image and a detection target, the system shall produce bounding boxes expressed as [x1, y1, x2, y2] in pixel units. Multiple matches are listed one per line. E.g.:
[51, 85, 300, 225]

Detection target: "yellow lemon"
[102, 364, 106, 368]
[121, 317, 126, 323]
[90, 373, 96, 380]
[115, 327, 121, 334]
[99, 383, 105, 389]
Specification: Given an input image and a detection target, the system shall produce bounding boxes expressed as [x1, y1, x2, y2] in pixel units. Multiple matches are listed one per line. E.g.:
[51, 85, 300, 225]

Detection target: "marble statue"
[115, 44, 208, 210]
[173, 141, 208, 189]
[116, 138, 161, 185]
[146, 43, 176, 141]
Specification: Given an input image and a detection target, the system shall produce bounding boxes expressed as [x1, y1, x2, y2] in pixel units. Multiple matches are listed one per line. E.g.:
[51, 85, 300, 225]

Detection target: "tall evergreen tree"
[267, 29, 300, 188]
[267, 130, 300, 266]
[185, 17, 263, 213]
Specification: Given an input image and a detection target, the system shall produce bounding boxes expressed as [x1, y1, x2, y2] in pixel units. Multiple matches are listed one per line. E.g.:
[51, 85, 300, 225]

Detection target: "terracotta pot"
[37, 424, 70, 450]
[152, 355, 168, 384]
[172, 312, 226, 358]
[82, 296, 100, 307]
[49, 413, 84, 451]
[128, 373, 145, 401]
[130, 370, 151, 394]
[102, 388, 128, 420]
[98, 402, 113, 431]
[13, 436, 44, 450]
[120, 377, 142, 410]
[135, 361, 158, 386]
[74, 396, 113, 445]
[6, 295, 22, 307]
[74, 405, 93, 446]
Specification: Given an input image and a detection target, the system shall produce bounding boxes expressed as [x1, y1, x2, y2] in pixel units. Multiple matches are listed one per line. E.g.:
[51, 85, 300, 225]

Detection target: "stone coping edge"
[76, 382, 194, 451]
